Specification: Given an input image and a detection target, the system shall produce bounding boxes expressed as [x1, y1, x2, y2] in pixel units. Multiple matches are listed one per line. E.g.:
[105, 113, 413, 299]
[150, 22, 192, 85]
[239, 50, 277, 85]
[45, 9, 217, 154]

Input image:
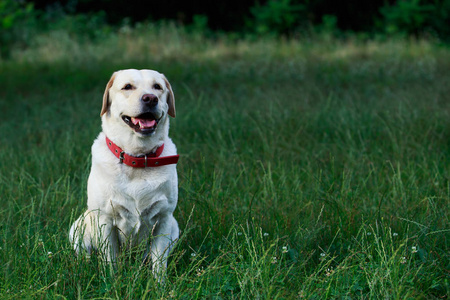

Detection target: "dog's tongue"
[131, 117, 156, 129]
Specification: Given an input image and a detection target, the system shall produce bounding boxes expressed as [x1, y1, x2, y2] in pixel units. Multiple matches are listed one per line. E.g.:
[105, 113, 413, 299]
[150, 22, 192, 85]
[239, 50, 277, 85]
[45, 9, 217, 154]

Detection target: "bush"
[247, 0, 307, 35]
[0, 0, 36, 58]
[42, 12, 112, 41]
[379, 0, 450, 40]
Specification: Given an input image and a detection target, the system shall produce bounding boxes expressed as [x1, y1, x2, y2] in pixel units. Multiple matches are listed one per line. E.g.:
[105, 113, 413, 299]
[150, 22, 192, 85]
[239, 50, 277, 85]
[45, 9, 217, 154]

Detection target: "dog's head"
[100, 69, 175, 137]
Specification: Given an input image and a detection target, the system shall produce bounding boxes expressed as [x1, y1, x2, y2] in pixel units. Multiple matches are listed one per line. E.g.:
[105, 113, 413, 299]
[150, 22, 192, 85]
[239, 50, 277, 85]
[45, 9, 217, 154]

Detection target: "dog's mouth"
[122, 112, 161, 135]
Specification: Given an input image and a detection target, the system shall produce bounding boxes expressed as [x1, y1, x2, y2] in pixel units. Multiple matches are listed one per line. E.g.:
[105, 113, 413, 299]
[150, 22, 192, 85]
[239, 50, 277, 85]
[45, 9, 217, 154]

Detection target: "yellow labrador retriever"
[69, 69, 179, 277]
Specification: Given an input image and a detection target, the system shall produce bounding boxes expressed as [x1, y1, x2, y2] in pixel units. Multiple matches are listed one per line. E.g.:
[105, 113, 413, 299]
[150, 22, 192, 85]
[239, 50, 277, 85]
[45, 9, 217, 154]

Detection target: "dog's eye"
[153, 83, 162, 90]
[122, 84, 134, 90]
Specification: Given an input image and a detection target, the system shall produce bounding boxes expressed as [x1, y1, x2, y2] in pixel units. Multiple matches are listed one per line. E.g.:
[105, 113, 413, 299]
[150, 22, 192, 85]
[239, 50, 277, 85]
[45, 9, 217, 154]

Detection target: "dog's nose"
[141, 94, 158, 107]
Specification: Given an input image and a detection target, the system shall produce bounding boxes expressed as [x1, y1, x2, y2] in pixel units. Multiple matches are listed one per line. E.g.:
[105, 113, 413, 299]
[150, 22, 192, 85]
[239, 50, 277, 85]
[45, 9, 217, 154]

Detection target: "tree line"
[26, 0, 450, 37]
[1, 0, 449, 57]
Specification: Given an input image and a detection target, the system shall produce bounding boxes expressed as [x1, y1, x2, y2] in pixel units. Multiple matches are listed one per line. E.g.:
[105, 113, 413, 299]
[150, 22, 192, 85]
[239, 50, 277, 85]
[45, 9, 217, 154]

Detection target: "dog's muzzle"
[122, 111, 162, 135]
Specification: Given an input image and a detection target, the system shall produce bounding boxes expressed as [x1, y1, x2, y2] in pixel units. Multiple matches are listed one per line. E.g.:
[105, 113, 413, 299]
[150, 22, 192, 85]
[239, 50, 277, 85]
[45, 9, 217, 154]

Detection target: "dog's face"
[101, 69, 175, 136]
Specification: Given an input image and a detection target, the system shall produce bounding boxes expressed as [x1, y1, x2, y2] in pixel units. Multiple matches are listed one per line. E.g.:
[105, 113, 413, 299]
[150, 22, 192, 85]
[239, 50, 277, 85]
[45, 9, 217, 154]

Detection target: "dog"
[69, 69, 180, 277]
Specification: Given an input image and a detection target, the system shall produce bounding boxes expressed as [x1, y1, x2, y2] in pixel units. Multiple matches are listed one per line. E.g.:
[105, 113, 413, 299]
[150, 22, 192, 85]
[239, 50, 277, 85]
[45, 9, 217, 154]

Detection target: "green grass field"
[0, 24, 449, 299]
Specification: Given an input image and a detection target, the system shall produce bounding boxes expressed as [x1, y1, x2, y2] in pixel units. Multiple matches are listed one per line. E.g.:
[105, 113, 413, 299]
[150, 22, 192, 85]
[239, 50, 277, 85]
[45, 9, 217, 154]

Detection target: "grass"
[0, 23, 449, 298]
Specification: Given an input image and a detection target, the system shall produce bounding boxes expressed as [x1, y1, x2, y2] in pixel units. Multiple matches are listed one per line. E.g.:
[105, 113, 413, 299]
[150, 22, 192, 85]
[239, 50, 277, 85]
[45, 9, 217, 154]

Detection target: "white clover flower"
[271, 256, 277, 264]
[263, 232, 269, 237]
[401, 256, 407, 264]
[47, 251, 53, 258]
[196, 267, 204, 276]
[411, 246, 418, 253]
[282, 246, 288, 253]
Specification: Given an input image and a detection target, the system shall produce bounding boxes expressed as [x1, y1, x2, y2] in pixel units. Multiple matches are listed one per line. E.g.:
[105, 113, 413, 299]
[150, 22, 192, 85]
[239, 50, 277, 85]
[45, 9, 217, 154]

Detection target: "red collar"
[106, 136, 179, 168]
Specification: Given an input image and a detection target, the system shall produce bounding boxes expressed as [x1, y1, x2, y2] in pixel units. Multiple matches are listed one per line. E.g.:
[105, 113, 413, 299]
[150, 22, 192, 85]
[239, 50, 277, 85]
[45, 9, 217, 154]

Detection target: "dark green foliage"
[0, 0, 36, 58]
[380, 0, 450, 40]
[248, 0, 307, 35]
[2, 0, 450, 60]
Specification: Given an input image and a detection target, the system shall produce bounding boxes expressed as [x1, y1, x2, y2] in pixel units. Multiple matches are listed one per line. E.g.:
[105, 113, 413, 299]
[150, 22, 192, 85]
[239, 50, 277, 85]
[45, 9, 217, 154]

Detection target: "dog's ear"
[100, 72, 116, 116]
[163, 76, 176, 118]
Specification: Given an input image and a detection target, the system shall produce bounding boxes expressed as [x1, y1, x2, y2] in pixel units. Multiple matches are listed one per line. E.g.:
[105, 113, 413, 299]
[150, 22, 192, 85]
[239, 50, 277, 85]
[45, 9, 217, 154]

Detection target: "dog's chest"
[113, 168, 171, 213]
[106, 169, 172, 237]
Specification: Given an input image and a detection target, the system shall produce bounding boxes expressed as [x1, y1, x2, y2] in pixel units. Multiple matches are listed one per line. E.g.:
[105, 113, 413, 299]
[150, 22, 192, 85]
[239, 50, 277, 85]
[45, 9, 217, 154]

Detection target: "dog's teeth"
[131, 117, 139, 125]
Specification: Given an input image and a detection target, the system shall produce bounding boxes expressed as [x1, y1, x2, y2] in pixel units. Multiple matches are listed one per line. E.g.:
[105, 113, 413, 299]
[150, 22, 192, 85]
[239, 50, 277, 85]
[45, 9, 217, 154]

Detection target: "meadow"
[0, 23, 449, 299]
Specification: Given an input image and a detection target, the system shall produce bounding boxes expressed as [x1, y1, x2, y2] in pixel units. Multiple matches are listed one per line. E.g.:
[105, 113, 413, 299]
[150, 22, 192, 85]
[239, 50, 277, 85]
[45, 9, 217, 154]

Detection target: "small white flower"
[320, 252, 326, 257]
[237, 232, 242, 236]
[393, 232, 398, 237]
[412, 246, 418, 253]
[367, 232, 372, 236]
[191, 252, 196, 257]
[263, 232, 269, 237]
[401, 256, 407, 264]
[196, 267, 204, 276]
[282, 246, 288, 253]
[271, 256, 277, 264]
[47, 251, 53, 258]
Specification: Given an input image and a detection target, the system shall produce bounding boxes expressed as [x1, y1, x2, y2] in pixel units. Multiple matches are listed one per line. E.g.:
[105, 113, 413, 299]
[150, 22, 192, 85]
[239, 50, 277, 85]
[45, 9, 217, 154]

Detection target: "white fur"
[69, 69, 179, 278]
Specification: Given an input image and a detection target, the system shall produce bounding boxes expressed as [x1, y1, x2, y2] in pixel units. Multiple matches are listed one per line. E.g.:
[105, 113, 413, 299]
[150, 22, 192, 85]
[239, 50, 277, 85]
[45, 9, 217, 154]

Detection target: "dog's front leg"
[99, 218, 120, 264]
[150, 215, 179, 279]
